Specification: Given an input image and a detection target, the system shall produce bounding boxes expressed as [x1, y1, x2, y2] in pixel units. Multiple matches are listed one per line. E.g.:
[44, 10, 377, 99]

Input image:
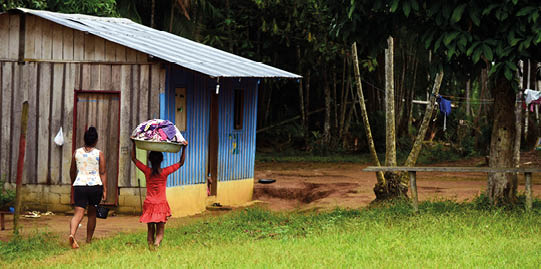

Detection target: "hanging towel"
[524, 89, 541, 105]
[437, 96, 451, 131]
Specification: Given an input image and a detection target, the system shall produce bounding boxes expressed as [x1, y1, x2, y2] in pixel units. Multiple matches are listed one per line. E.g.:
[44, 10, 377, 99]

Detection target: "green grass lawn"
[1, 199, 541, 268]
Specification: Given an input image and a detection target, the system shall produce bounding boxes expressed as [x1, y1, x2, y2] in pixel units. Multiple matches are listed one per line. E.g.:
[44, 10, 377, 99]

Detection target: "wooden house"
[0, 8, 299, 216]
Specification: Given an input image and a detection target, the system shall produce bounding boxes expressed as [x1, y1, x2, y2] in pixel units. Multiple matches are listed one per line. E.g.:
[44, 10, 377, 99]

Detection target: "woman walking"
[131, 140, 187, 249]
[68, 127, 107, 249]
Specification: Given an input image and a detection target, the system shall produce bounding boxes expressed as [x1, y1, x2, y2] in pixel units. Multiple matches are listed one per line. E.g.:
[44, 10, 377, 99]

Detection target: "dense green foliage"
[1, 200, 540, 267]
[2, 1, 540, 160]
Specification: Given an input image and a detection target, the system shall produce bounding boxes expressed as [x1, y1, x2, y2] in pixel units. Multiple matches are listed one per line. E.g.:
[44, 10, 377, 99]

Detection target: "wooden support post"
[14, 101, 29, 235]
[1, 212, 5, 231]
[525, 172, 532, 211]
[409, 171, 419, 212]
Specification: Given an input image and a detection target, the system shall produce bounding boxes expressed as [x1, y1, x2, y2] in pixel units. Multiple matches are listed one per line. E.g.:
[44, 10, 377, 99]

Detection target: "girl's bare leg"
[154, 222, 165, 247]
[147, 223, 156, 247]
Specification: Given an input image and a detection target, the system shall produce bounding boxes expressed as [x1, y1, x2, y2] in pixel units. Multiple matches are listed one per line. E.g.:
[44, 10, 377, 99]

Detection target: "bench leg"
[1, 213, 4, 231]
[525, 172, 532, 211]
[409, 171, 419, 212]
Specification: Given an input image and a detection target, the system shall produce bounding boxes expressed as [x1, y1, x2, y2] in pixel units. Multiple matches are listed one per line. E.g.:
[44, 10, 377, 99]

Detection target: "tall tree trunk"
[407, 54, 419, 133]
[524, 60, 531, 139]
[305, 70, 311, 137]
[193, 3, 202, 42]
[264, 85, 273, 126]
[296, 46, 305, 135]
[323, 66, 332, 146]
[475, 68, 488, 147]
[396, 44, 408, 136]
[371, 36, 405, 200]
[465, 78, 471, 117]
[344, 74, 358, 138]
[169, 0, 175, 32]
[404, 72, 444, 167]
[385, 37, 397, 167]
[226, 0, 233, 53]
[150, 0, 156, 28]
[333, 66, 338, 130]
[488, 76, 517, 204]
[339, 54, 349, 140]
[512, 60, 524, 201]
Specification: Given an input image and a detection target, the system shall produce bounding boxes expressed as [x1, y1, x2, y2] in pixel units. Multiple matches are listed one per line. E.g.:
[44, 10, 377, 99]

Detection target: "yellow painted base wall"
[166, 178, 254, 218]
[2, 178, 254, 217]
[216, 178, 254, 206]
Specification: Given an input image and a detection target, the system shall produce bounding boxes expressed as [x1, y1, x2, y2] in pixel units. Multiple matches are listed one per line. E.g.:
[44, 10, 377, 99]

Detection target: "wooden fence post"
[14, 101, 29, 235]
[409, 171, 419, 212]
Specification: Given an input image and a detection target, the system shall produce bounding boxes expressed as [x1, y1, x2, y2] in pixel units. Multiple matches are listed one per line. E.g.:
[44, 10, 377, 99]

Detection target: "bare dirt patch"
[254, 156, 541, 211]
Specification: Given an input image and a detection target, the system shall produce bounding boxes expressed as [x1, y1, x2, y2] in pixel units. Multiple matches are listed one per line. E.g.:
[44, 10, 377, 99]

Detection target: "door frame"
[208, 92, 219, 196]
[71, 90, 121, 206]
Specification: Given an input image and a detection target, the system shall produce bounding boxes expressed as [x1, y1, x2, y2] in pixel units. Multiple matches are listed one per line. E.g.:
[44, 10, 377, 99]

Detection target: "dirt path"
[0, 210, 229, 243]
[2, 155, 540, 242]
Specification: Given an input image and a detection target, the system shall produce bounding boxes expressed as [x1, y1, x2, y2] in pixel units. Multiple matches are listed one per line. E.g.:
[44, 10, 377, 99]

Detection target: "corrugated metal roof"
[13, 8, 301, 79]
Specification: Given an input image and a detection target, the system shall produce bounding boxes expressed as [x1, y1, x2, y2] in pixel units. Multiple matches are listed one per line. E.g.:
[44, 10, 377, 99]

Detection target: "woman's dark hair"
[149, 151, 164, 176]
[84, 127, 98, 147]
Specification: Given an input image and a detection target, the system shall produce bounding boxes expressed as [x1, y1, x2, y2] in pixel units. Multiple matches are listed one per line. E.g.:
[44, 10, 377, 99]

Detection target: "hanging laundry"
[524, 89, 541, 105]
[437, 96, 451, 131]
[131, 119, 186, 143]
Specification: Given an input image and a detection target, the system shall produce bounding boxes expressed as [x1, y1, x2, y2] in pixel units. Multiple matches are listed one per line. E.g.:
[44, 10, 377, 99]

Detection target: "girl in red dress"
[131, 141, 187, 248]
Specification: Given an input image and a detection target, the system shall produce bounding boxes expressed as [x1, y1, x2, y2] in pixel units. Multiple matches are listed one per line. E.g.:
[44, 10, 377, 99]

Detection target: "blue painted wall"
[161, 66, 258, 187]
[217, 78, 258, 182]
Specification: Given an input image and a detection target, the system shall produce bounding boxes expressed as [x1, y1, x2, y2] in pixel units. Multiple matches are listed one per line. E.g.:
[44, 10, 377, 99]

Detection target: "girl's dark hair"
[149, 151, 163, 176]
[84, 127, 98, 147]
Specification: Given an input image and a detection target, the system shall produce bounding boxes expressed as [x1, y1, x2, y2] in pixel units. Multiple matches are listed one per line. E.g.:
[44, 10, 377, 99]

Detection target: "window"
[175, 88, 186, 131]
[234, 89, 244, 130]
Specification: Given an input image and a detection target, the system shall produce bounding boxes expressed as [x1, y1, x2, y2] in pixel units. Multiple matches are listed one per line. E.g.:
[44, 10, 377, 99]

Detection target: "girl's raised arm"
[130, 141, 137, 164]
[179, 142, 188, 166]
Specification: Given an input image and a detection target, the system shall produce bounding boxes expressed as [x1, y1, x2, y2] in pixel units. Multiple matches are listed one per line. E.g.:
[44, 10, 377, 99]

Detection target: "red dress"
[135, 160, 180, 223]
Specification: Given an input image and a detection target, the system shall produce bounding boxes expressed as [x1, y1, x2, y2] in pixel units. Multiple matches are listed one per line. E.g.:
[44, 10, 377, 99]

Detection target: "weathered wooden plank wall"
[0, 14, 165, 187]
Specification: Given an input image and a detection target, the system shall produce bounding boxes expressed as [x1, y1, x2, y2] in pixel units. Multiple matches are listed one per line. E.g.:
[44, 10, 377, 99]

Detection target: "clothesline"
[361, 79, 495, 103]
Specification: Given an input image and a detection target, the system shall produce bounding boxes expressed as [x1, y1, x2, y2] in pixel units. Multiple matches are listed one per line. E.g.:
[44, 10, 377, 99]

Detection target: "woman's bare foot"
[69, 235, 79, 249]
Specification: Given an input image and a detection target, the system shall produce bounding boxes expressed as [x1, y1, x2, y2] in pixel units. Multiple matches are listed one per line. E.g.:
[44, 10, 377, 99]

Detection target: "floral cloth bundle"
[131, 119, 185, 143]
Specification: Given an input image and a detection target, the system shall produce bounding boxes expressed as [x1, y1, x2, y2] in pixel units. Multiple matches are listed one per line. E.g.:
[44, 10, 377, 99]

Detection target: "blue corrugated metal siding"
[217, 79, 258, 182]
[162, 67, 209, 187]
[161, 67, 258, 186]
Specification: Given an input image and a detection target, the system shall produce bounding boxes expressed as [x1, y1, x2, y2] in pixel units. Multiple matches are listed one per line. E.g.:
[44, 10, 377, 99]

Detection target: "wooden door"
[73, 92, 120, 205]
[208, 93, 218, 196]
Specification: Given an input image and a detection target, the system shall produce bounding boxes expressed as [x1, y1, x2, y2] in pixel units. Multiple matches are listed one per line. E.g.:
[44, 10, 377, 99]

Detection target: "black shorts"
[73, 186, 103, 209]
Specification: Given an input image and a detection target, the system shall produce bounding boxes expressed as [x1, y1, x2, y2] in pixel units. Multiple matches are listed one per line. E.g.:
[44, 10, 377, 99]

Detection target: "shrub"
[0, 179, 15, 210]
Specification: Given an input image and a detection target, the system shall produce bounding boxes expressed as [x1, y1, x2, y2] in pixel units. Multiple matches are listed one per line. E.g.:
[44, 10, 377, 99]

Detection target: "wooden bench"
[0, 211, 12, 231]
[363, 166, 540, 212]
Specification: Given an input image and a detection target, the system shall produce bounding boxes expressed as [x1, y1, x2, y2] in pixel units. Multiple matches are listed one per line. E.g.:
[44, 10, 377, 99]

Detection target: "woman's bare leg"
[154, 222, 165, 246]
[86, 206, 97, 243]
[69, 207, 85, 248]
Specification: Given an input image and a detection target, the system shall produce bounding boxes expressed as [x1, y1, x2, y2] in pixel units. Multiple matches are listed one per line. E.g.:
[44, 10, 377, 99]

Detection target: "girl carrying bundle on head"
[131, 140, 187, 249]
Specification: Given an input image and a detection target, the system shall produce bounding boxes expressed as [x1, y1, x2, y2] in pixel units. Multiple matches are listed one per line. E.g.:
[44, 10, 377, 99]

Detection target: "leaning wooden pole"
[352, 42, 385, 184]
[404, 71, 444, 167]
[13, 101, 29, 235]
